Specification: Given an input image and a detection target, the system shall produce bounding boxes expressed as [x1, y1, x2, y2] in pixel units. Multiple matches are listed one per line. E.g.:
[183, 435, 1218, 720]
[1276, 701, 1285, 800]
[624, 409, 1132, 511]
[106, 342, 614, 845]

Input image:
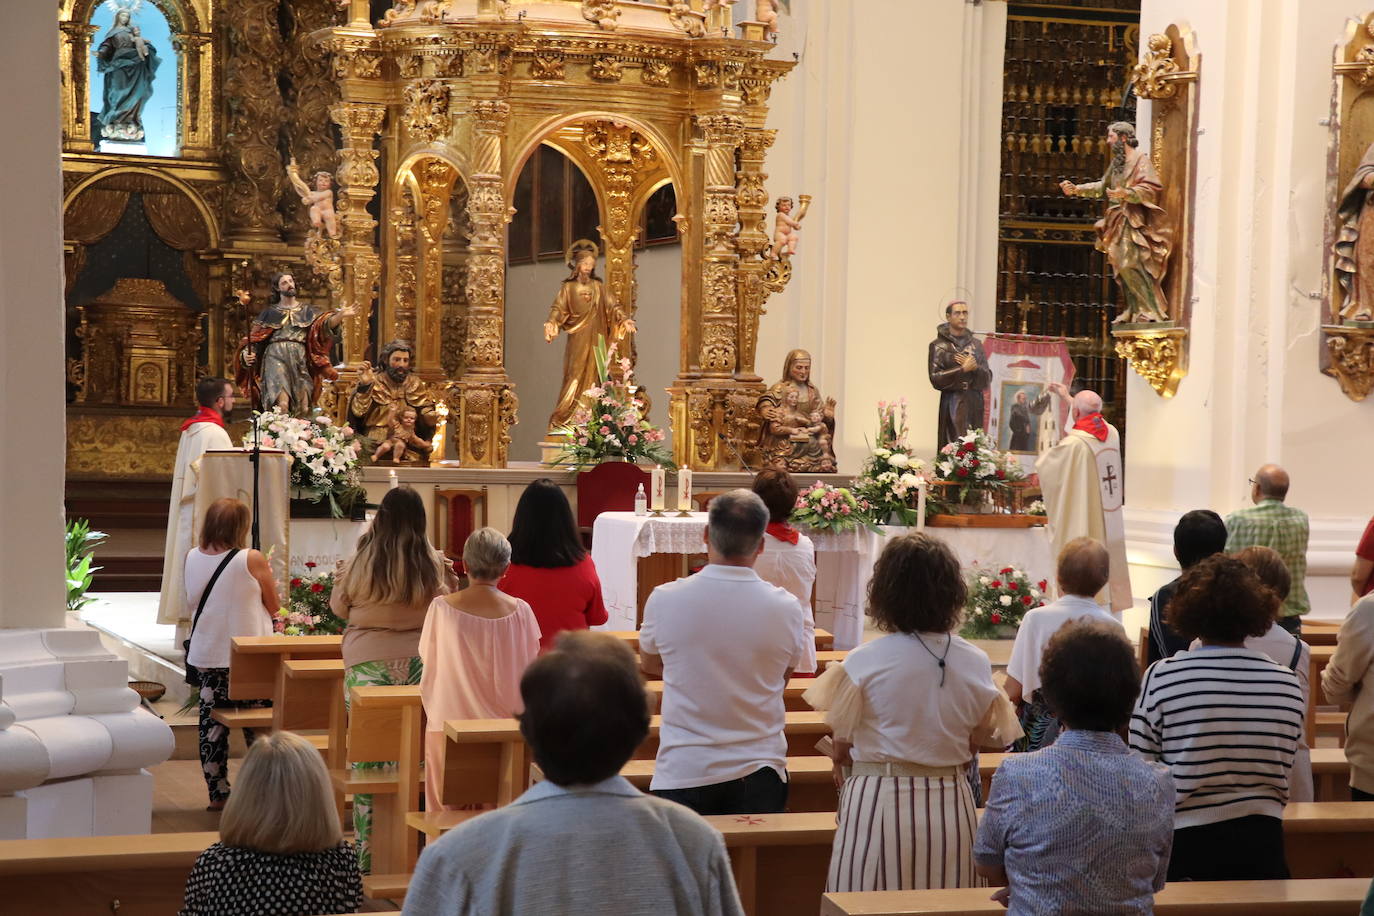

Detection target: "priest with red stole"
[156, 377, 235, 626]
[1035, 389, 1133, 613]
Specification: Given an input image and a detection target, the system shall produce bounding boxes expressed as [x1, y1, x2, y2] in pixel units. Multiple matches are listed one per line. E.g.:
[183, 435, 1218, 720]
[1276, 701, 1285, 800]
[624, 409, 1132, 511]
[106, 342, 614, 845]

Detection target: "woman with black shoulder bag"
[184, 498, 278, 811]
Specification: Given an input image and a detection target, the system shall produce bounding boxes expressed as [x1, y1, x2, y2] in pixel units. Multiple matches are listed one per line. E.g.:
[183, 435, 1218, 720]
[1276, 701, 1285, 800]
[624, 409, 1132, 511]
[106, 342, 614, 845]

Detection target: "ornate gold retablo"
[74, 278, 202, 409]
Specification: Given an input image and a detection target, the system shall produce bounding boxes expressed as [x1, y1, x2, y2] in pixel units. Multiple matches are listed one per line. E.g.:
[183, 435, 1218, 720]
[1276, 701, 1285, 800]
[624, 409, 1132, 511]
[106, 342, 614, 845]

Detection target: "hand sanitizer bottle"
[634, 483, 648, 516]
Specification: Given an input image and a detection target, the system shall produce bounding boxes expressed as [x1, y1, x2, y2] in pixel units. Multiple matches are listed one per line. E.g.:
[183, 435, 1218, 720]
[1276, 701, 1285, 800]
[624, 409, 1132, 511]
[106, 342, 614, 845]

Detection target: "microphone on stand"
[717, 432, 754, 474]
[249, 410, 262, 551]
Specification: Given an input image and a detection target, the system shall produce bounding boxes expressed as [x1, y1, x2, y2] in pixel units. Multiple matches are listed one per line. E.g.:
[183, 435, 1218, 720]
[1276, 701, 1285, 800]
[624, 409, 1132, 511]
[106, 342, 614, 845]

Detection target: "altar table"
[590, 513, 1054, 650]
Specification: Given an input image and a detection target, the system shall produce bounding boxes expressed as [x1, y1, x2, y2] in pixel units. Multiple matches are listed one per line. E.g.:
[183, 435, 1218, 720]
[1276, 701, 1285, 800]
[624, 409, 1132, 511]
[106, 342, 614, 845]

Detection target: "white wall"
[1129, 0, 1374, 616]
[762, 0, 1006, 469]
[504, 244, 681, 461]
[0, 0, 67, 628]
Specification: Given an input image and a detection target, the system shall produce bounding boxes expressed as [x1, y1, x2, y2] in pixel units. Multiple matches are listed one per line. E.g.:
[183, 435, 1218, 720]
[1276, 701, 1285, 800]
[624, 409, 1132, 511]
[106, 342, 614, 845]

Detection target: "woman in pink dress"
[419, 527, 541, 811]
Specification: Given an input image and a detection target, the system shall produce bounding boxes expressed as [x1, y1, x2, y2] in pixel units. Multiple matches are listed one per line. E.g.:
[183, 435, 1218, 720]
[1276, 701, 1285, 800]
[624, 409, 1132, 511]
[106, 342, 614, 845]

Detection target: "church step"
[90, 556, 163, 592]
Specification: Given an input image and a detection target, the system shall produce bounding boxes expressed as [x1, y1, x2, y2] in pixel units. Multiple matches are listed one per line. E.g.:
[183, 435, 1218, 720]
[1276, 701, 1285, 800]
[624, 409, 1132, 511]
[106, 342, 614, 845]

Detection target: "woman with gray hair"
[419, 527, 541, 811]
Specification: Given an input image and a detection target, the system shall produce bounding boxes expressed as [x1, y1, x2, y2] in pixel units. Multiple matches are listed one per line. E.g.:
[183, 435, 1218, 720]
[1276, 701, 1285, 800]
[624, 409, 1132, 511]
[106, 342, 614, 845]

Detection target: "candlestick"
[651, 465, 666, 512]
[677, 467, 693, 513]
[388, 469, 398, 489]
[916, 478, 927, 533]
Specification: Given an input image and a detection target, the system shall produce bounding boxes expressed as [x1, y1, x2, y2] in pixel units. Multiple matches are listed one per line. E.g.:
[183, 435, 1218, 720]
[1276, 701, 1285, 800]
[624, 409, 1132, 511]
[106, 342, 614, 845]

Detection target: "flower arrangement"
[930, 428, 1026, 510]
[852, 399, 927, 526]
[245, 409, 365, 517]
[961, 566, 1049, 639]
[1025, 499, 1047, 517]
[553, 335, 674, 470]
[791, 482, 880, 534]
[274, 563, 346, 636]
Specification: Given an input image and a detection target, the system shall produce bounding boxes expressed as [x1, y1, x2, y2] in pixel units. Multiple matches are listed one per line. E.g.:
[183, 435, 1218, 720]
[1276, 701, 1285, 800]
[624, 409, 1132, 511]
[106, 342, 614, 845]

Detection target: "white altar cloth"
[591, 513, 1053, 650]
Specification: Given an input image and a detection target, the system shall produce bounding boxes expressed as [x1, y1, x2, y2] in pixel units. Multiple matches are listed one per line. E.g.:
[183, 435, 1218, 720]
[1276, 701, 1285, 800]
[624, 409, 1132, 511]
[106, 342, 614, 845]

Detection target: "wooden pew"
[609, 628, 836, 654]
[1306, 644, 1341, 747]
[440, 711, 833, 808]
[979, 747, 1354, 807]
[819, 879, 1372, 915]
[344, 685, 423, 895]
[0, 831, 216, 916]
[274, 658, 346, 761]
[647, 678, 818, 712]
[622, 756, 837, 812]
[218, 634, 343, 730]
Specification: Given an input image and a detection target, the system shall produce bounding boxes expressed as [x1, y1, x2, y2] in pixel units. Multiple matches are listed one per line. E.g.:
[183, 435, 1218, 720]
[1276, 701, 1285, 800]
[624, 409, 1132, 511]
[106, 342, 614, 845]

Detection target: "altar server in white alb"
[1034, 389, 1132, 613]
[158, 376, 235, 625]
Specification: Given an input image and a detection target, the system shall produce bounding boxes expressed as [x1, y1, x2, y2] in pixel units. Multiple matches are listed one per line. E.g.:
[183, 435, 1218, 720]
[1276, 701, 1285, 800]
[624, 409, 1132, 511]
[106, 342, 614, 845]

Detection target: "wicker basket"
[130, 680, 167, 703]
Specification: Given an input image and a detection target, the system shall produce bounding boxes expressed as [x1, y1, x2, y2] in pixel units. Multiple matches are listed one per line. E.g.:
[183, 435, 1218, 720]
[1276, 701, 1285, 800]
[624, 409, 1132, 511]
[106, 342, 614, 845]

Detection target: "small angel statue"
[287, 158, 339, 239]
[372, 405, 433, 463]
[770, 195, 811, 258]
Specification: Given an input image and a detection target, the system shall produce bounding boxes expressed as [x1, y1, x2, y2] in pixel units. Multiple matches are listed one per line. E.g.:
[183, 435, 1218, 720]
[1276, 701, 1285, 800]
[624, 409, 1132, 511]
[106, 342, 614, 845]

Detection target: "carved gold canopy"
[319, 0, 796, 467]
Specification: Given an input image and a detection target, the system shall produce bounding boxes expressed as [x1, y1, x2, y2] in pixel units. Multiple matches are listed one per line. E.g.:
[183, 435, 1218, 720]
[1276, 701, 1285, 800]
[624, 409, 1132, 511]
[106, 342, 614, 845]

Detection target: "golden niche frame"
[1115, 23, 1200, 399]
[1324, 11, 1374, 402]
[319, 0, 797, 468]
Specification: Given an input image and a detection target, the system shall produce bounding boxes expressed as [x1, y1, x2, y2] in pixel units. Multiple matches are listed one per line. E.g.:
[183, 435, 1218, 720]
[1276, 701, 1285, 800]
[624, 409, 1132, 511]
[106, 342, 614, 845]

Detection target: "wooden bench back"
[228, 634, 342, 700]
[819, 878, 1373, 915]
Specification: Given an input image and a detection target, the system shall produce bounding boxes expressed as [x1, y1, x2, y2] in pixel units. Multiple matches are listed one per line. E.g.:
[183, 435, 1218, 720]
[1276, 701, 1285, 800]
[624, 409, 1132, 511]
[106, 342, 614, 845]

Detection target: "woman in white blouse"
[805, 533, 1020, 893]
[751, 468, 817, 673]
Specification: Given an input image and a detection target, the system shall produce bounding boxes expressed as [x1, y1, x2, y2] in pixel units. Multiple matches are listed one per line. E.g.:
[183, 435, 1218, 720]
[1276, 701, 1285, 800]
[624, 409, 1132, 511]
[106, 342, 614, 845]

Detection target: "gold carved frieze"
[1323, 326, 1374, 401]
[590, 56, 625, 82]
[641, 59, 672, 86]
[67, 413, 184, 480]
[532, 52, 566, 80]
[1112, 327, 1187, 398]
[403, 81, 453, 146]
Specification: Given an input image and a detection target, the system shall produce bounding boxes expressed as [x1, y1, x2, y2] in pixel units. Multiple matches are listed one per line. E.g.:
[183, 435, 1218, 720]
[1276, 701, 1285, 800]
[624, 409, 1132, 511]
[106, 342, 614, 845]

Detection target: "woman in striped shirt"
[1129, 554, 1303, 881]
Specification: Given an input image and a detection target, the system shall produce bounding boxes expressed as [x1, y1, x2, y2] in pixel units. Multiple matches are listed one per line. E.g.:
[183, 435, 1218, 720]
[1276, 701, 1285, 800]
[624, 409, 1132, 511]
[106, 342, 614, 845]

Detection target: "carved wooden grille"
[997, 0, 1141, 430]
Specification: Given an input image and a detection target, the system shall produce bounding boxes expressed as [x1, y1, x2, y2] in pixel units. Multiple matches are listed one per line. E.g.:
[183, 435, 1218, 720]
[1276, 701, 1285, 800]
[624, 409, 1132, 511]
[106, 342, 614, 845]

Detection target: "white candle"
[916, 478, 927, 532]
[651, 466, 666, 511]
[677, 467, 693, 511]
[388, 469, 398, 489]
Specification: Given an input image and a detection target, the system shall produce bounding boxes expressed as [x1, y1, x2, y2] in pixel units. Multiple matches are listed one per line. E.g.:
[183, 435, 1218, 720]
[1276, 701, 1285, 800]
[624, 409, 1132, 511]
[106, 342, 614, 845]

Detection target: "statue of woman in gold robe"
[543, 240, 637, 433]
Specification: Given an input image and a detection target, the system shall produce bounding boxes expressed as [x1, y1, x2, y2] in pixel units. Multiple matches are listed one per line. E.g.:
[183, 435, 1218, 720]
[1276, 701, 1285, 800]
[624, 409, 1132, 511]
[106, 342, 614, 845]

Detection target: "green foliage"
[65, 518, 108, 612]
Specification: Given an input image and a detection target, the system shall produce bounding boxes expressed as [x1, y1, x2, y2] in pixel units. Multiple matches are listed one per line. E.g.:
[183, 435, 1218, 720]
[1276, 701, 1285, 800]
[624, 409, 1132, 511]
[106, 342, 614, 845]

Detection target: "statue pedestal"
[539, 433, 571, 467]
[0, 629, 174, 840]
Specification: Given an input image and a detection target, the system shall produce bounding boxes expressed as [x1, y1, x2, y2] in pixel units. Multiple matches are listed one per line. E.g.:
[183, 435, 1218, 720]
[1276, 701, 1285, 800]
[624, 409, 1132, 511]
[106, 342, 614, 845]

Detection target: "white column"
[1128, 0, 1370, 615]
[764, 0, 1008, 468]
[0, 0, 67, 628]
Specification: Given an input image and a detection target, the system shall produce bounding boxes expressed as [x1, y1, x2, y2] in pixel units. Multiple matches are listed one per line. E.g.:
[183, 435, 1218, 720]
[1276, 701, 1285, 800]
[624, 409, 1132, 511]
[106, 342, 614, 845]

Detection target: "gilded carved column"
[456, 99, 517, 467]
[734, 128, 775, 381]
[224, 0, 288, 243]
[696, 113, 743, 378]
[283, 0, 342, 240]
[60, 22, 99, 150]
[388, 184, 420, 345]
[416, 159, 458, 372]
[170, 32, 214, 155]
[331, 101, 386, 363]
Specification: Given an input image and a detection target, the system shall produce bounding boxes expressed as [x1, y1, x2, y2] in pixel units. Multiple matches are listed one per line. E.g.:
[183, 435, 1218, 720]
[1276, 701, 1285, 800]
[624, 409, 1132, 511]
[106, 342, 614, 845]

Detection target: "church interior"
[8, 0, 1374, 911]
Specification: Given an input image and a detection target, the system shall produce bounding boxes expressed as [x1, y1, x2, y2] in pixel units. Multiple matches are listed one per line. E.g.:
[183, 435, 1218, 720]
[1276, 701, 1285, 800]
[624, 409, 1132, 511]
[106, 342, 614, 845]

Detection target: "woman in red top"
[500, 479, 608, 651]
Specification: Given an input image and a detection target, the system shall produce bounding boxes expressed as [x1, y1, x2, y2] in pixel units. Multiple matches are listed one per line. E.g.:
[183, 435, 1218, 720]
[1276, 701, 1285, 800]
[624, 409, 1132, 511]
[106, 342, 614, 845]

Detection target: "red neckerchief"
[181, 406, 226, 432]
[766, 522, 800, 545]
[1073, 412, 1108, 442]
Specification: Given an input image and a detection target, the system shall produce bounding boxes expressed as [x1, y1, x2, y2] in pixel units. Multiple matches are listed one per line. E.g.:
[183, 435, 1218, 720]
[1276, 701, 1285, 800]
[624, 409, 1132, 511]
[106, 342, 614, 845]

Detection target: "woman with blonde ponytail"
[331, 484, 457, 872]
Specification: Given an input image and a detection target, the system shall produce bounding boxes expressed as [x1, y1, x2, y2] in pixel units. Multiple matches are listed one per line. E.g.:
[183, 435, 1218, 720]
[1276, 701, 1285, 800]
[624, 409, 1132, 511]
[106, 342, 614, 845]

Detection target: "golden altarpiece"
[60, 0, 798, 478]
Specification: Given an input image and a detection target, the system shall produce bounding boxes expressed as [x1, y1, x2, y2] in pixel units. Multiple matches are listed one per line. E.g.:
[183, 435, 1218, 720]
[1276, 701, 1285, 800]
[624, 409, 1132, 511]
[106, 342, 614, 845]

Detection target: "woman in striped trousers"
[805, 533, 1021, 892]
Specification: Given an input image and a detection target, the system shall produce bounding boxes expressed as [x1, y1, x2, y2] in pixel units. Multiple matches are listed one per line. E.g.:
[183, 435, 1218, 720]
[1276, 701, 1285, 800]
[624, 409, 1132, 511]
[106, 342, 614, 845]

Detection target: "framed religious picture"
[996, 380, 1047, 454]
[981, 336, 1075, 476]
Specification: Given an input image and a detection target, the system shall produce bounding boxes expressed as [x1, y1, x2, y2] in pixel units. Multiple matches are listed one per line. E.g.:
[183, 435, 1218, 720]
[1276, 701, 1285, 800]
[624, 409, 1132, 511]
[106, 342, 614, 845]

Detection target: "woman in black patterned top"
[180, 731, 362, 916]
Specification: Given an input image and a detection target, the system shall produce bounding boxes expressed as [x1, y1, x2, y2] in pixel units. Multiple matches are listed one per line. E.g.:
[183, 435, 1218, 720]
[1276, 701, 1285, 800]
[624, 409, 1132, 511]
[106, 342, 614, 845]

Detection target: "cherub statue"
[371, 405, 433, 463]
[755, 0, 779, 38]
[771, 195, 810, 258]
[287, 158, 339, 239]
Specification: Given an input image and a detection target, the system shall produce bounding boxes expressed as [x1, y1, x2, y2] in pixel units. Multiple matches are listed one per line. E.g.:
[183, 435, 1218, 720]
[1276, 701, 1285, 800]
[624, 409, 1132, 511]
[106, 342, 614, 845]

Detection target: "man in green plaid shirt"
[1225, 464, 1309, 632]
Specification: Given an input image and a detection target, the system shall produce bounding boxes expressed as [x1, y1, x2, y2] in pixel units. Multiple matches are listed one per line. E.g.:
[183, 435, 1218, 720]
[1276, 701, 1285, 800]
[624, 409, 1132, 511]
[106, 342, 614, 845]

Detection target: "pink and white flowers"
[791, 482, 879, 534]
[553, 335, 674, 469]
[854, 399, 927, 525]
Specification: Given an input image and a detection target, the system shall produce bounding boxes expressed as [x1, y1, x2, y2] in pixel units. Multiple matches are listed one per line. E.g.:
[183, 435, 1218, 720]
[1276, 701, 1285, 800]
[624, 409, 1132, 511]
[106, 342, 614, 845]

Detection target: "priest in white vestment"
[1034, 390, 1133, 612]
[157, 377, 235, 625]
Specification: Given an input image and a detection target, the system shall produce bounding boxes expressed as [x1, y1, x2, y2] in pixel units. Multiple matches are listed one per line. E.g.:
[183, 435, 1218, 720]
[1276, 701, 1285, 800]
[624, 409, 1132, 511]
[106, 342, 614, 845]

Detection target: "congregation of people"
[174, 457, 1374, 915]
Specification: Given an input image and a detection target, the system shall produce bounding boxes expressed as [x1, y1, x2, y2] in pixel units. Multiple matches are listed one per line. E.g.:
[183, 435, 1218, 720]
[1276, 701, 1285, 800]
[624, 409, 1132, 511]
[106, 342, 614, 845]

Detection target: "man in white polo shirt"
[1002, 537, 1125, 752]
[639, 489, 807, 815]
